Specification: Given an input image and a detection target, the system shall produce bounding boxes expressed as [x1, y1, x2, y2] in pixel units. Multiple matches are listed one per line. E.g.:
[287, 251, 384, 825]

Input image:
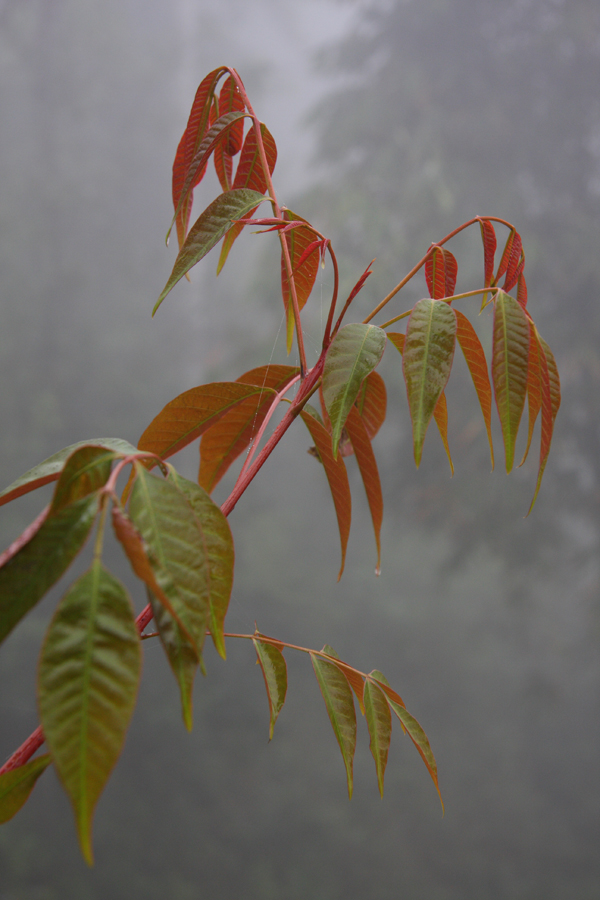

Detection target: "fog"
[1, 1, 599, 898]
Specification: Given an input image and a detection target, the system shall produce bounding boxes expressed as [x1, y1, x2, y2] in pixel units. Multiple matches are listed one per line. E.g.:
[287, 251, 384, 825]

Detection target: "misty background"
[1, 0, 599, 897]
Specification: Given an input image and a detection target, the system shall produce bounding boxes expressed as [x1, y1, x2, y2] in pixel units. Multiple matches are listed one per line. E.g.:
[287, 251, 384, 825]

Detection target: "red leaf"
[454, 310, 495, 469]
[281, 210, 320, 353]
[354, 371, 387, 440]
[503, 233, 523, 293]
[519, 326, 542, 467]
[213, 77, 245, 191]
[477, 217, 497, 287]
[345, 406, 383, 572]
[517, 272, 528, 307]
[432, 392, 454, 475]
[300, 406, 351, 581]
[527, 332, 560, 513]
[216, 123, 277, 274]
[425, 247, 457, 299]
[198, 365, 299, 491]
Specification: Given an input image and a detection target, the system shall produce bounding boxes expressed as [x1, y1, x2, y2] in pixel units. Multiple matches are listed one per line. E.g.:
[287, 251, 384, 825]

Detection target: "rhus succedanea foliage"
[0, 66, 560, 864]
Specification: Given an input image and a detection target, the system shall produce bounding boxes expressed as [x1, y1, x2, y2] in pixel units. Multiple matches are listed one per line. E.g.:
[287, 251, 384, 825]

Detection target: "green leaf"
[50, 445, 116, 512]
[300, 407, 352, 581]
[364, 677, 392, 797]
[127, 466, 212, 658]
[148, 589, 198, 732]
[38, 562, 141, 865]
[0, 493, 100, 645]
[402, 298, 457, 467]
[0, 755, 52, 824]
[154, 188, 267, 314]
[491, 291, 530, 472]
[253, 637, 288, 740]
[0, 438, 138, 508]
[311, 653, 357, 798]
[344, 406, 383, 572]
[199, 365, 298, 492]
[455, 310, 494, 469]
[167, 469, 234, 659]
[322, 323, 387, 458]
[138, 382, 268, 462]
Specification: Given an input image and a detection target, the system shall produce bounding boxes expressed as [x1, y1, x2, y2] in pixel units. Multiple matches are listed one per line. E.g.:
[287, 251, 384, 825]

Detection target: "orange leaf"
[345, 406, 383, 572]
[519, 326, 542, 467]
[477, 217, 496, 287]
[354, 371, 387, 440]
[455, 309, 494, 469]
[281, 210, 320, 353]
[527, 331, 560, 513]
[425, 247, 457, 299]
[432, 392, 454, 475]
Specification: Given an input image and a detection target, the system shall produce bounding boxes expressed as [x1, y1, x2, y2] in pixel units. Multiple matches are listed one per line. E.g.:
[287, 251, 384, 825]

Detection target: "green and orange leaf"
[527, 330, 560, 514]
[454, 309, 495, 469]
[311, 653, 357, 798]
[253, 636, 288, 740]
[492, 291, 530, 472]
[344, 405, 383, 571]
[0, 755, 52, 824]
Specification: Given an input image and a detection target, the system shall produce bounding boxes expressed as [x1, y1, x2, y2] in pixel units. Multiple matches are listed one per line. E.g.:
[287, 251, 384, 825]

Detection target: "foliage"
[0, 65, 560, 864]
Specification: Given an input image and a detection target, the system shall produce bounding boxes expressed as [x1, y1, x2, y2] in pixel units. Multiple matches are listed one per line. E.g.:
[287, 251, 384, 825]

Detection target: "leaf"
[311, 653, 357, 798]
[322, 323, 387, 457]
[503, 232, 523, 293]
[492, 291, 530, 473]
[300, 406, 351, 581]
[50, 445, 116, 512]
[364, 677, 392, 797]
[0, 492, 100, 645]
[216, 123, 277, 274]
[138, 381, 268, 461]
[198, 365, 298, 492]
[344, 406, 383, 572]
[172, 66, 229, 248]
[527, 331, 560, 514]
[0, 755, 52, 824]
[213, 77, 245, 191]
[425, 247, 458, 299]
[320, 646, 365, 715]
[280, 209, 320, 353]
[38, 562, 140, 865]
[454, 309, 495, 469]
[519, 326, 543, 467]
[253, 637, 288, 740]
[354, 370, 387, 440]
[401, 299, 457, 467]
[148, 589, 198, 732]
[517, 271, 528, 307]
[167, 469, 234, 659]
[0, 438, 138, 508]
[127, 466, 213, 658]
[477, 217, 497, 287]
[154, 188, 267, 314]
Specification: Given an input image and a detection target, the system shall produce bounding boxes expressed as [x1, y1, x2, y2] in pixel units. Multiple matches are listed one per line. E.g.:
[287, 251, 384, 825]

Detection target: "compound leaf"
[38, 562, 140, 865]
[492, 291, 530, 473]
[155, 188, 267, 314]
[311, 653, 356, 798]
[455, 310, 494, 469]
[401, 300, 457, 467]
[253, 637, 288, 740]
[0, 755, 52, 824]
[300, 406, 351, 581]
[322, 323, 387, 458]
[138, 382, 267, 461]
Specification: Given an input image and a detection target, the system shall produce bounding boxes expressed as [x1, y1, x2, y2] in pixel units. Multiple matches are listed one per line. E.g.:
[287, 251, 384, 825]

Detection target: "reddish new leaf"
[492, 291, 530, 472]
[345, 405, 383, 572]
[354, 370, 387, 440]
[503, 233, 523, 293]
[477, 217, 497, 287]
[300, 406, 351, 581]
[213, 76, 246, 191]
[281, 209, 320, 353]
[527, 331, 560, 513]
[217, 123, 277, 274]
[425, 247, 457, 299]
[253, 636, 288, 740]
[517, 271, 528, 307]
[454, 309, 495, 469]
[519, 326, 543, 467]
[138, 382, 268, 461]
[199, 365, 298, 492]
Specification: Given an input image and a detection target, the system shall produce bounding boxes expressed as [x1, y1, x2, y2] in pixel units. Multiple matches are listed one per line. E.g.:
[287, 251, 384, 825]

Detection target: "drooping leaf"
[492, 291, 530, 472]
[363, 677, 392, 798]
[253, 636, 288, 740]
[401, 299, 457, 467]
[148, 589, 198, 732]
[155, 188, 267, 314]
[280, 209, 320, 353]
[0, 438, 138, 508]
[320, 646, 365, 715]
[354, 370, 387, 440]
[213, 76, 246, 190]
[519, 325, 543, 467]
[38, 562, 141, 865]
[138, 382, 268, 461]
[527, 330, 560, 514]
[477, 217, 497, 287]
[198, 365, 298, 492]
[454, 309, 495, 469]
[503, 232, 524, 293]
[0, 492, 100, 645]
[167, 468, 234, 659]
[344, 406, 383, 572]
[300, 406, 351, 581]
[172, 66, 229, 248]
[431, 391, 454, 475]
[517, 271, 528, 307]
[216, 123, 277, 274]
[425, 247, 458, 299]
[0, 755, 52, 824]
[322, 323, 387, 457]
[128, 466, 211, 658]
[311, 653, 357, 798]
